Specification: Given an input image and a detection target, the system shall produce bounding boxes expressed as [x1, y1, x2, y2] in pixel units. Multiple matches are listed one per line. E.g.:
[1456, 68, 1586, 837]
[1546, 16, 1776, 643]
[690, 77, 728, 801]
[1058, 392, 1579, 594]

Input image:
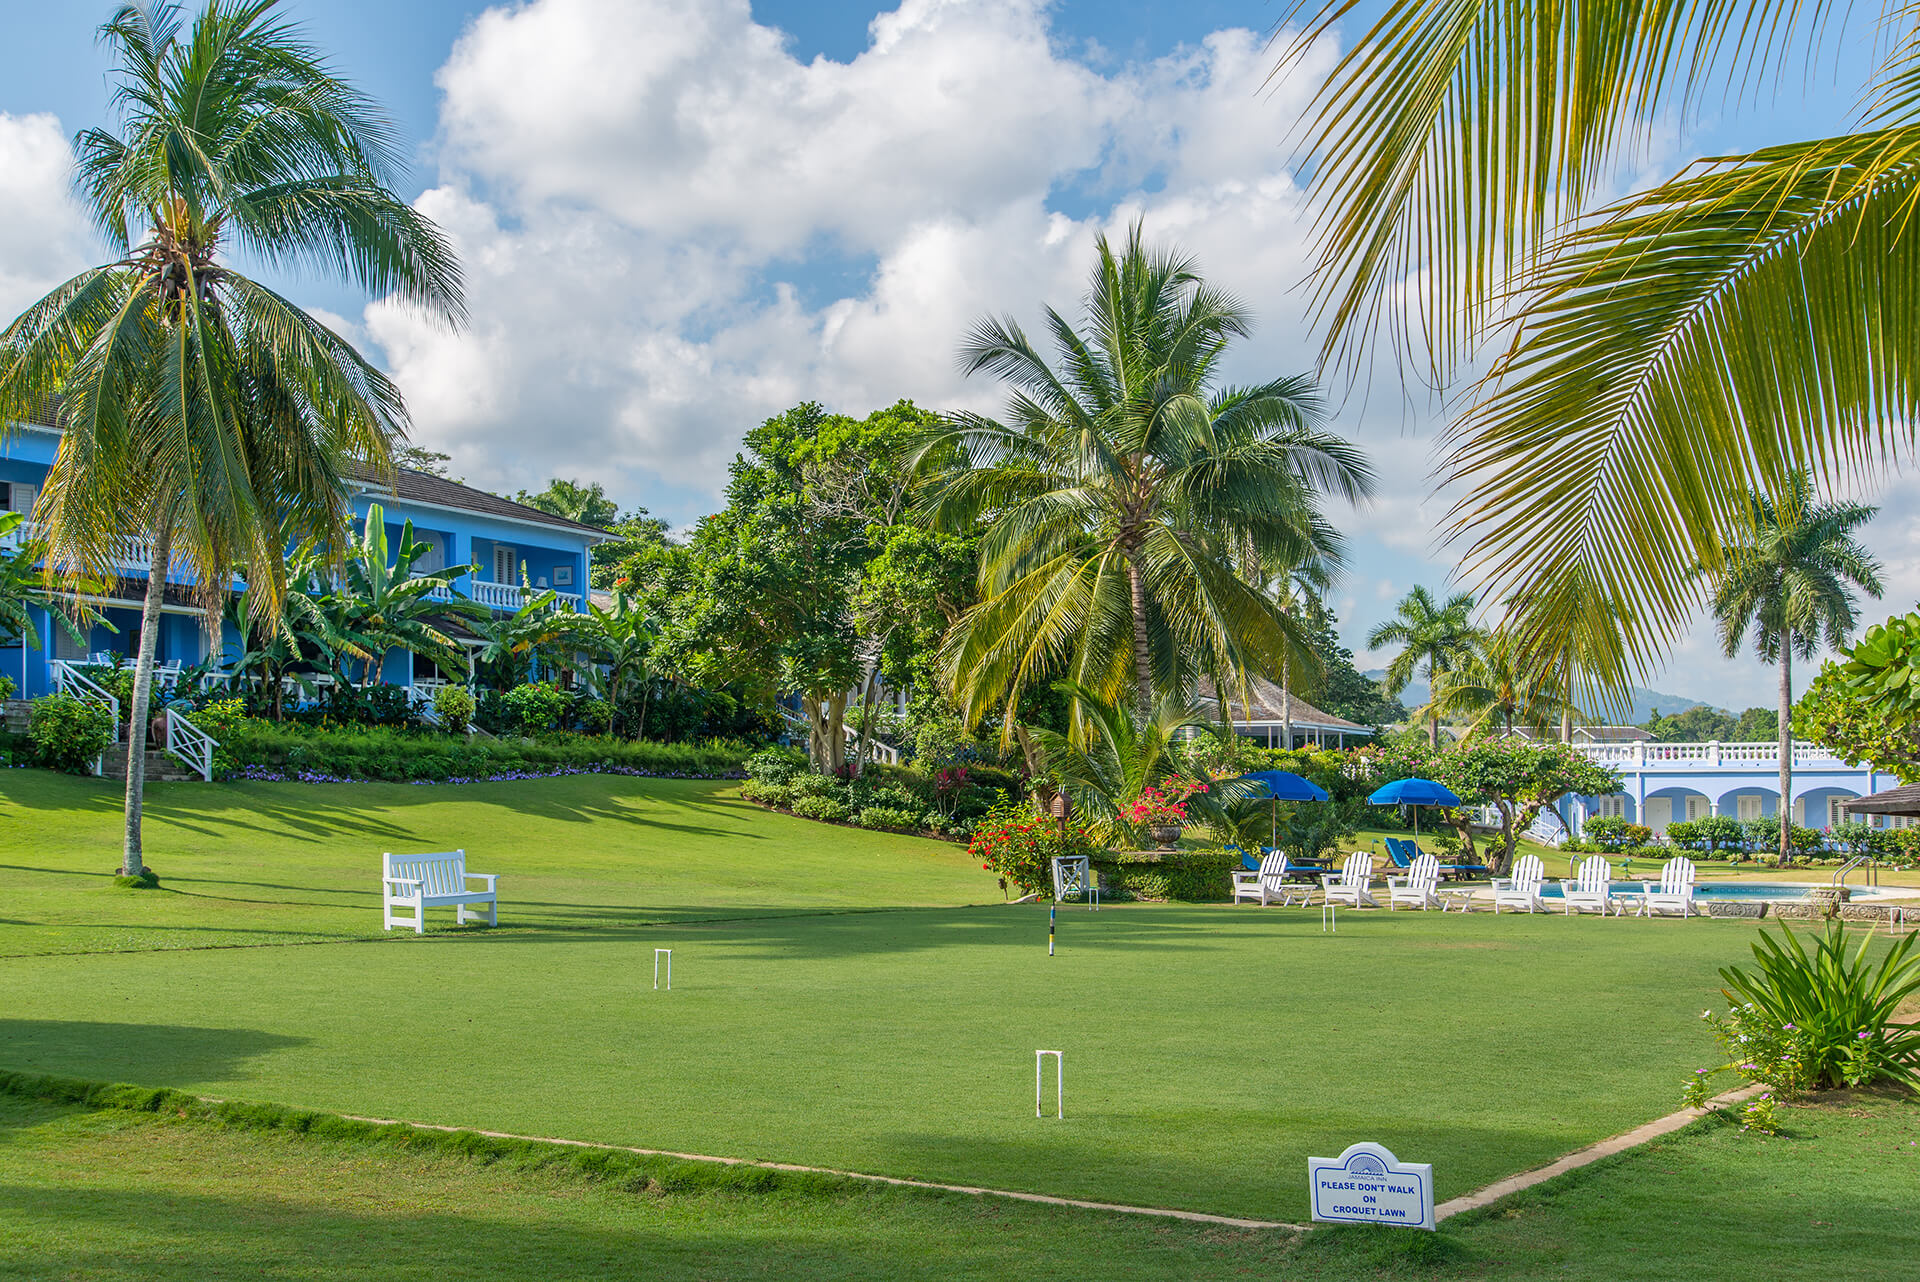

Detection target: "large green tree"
[0, 1, 462, 876]
[1702, 472, 1881, 865]
[918, 225, 1373, 733]
[1365, 586, 1480, 748]
[1289, 1, 1920, 686]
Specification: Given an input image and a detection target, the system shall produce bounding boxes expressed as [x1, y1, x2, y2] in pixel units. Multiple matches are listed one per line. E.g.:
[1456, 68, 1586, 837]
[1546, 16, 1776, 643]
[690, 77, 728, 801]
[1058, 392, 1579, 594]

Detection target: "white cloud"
[0, 113, 96, 320]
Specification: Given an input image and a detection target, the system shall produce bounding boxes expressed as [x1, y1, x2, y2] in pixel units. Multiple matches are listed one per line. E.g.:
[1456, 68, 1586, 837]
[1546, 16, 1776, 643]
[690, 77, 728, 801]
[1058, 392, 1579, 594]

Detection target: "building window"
[1596, 795, 1627, 818]
[493, 546, 515, 584]
[1737, 795, 1762, 821]
[1685, 795, 1708, 821]
[414, 533, 444, 573]
[1829, 797, 1852, 828]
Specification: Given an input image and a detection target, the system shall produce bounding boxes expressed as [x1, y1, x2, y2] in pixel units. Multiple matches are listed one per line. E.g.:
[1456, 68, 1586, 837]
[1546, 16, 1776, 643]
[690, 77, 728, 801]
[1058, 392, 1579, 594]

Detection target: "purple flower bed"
[233, 763, 748, 786]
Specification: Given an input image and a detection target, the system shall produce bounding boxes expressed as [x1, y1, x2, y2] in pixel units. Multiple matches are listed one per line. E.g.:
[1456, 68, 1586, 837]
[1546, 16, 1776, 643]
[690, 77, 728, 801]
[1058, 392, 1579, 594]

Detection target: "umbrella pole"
[1270, 800, 1276, 851]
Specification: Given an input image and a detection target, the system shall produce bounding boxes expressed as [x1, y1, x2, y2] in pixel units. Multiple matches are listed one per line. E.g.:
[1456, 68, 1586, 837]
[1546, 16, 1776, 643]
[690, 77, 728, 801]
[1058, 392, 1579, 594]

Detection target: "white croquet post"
[1322, 901, 1336, 933]
[654, 948, 672, 990]
[1035, 1049, 1064, 1118]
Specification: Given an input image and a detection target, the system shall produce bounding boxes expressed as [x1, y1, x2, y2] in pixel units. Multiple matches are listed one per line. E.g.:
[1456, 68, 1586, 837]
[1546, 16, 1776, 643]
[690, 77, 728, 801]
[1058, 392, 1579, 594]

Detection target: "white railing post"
[1708, 739, 1721, 766]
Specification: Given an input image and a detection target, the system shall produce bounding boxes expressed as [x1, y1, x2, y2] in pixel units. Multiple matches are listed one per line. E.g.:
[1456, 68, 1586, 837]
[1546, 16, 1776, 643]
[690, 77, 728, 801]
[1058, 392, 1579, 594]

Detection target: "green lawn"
[1, 768, 1900, 1234]
[0, 771, 994, 956]
[1, 1088, 1914, 1280]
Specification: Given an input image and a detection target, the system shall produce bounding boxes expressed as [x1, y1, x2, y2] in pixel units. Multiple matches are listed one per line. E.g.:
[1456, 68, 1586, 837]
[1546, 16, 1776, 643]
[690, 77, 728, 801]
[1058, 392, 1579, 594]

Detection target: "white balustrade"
[1571, 739, 1847, 770]
[164, 707, 217, 782]
[49, 660, 121, 742]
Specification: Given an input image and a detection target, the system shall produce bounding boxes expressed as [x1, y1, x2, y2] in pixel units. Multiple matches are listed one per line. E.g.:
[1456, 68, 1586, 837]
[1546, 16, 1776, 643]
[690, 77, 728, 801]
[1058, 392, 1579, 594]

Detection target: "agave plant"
[1717, 922, 1920, 1091]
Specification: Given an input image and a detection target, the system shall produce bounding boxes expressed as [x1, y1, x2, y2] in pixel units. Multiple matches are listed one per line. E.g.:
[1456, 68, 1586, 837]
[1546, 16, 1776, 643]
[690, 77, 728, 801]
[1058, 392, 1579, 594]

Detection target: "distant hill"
[1361, 671, 1712, 725]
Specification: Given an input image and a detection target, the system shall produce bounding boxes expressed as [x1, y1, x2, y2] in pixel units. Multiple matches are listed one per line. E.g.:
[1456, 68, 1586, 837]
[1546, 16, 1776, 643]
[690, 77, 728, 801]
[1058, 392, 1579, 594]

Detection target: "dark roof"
[1195, 676, 1368, 731]
[1574, 726, 1654, 743]
[348, 465, 611, 538]
[1841, 785, 1920, 816]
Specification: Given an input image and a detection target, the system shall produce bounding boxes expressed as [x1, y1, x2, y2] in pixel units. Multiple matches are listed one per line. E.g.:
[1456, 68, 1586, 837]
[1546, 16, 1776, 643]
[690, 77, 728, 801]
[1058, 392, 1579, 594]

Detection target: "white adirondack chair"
[1491, 854, 1547, 913]
[382, 850, 499, 933]
[1386, 852, 1443, 910]
[1232, 850, 1314, 906]
[1558, 855, 1617, 915]
[1639, 856, 1699, 917]
[1320, 852, 1377, 908]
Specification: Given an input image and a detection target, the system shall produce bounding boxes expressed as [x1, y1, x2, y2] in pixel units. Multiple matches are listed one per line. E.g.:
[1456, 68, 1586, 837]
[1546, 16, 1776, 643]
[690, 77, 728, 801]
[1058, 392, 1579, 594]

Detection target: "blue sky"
[0, 1, 1905, 710]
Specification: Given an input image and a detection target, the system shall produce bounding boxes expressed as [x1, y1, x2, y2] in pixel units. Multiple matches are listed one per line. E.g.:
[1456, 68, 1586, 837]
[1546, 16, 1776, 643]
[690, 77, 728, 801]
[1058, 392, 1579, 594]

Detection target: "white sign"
[1307, 1142, 1435, 1231]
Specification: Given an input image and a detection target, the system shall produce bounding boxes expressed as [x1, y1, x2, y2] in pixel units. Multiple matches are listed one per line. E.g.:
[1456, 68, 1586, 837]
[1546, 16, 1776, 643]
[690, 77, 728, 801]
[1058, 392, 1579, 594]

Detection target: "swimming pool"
[1537, 881, 1900, 902]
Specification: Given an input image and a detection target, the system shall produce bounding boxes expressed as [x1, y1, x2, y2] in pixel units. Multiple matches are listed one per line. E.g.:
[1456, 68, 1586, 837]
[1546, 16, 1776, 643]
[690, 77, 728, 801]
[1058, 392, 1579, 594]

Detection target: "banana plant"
[328, 503, 487, 686]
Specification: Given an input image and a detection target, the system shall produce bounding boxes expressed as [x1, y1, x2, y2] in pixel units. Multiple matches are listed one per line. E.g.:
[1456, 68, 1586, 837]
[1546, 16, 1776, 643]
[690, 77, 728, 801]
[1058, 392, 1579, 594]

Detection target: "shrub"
[1700, 922, 1920, 1093]
[0, 675, 14, 701]
[1583, 815, 1631, 849]
[433, 685, 475, 735]
[28, 693, 117, 774]
[790, 773, 843, 801]
[856, 806, 922, 831]
[738, 780, 793, 808]
[501, 682, 567, 737]
[790, 794, 851, 823]
[572, 696, 614, 736]
[1092, 849, 1240, 902]
[184, 698, 252, 780]
[217, 721, 750, 782]
[858, 784, 922, 814]
[968, 798, 1097, 897]
[745, 746, 807, 787]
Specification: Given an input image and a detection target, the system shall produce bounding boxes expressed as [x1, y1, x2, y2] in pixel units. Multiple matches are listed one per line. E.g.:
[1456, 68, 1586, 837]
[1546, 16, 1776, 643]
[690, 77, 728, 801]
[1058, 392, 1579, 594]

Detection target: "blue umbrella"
[1367, 777, 1462, 836]
[1232, 770, 1331, 852]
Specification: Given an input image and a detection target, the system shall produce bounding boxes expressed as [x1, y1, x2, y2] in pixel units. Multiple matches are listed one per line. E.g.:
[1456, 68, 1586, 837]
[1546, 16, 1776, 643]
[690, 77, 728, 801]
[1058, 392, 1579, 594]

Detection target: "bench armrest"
[384, 877, 423, 894]
[464, 872, 498, 890]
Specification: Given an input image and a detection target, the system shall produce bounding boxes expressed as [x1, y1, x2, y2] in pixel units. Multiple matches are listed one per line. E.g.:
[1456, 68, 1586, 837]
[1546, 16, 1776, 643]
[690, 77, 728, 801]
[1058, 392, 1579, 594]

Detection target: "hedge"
[1090, 850, 1240, 902]
[219, 721, 751, 783]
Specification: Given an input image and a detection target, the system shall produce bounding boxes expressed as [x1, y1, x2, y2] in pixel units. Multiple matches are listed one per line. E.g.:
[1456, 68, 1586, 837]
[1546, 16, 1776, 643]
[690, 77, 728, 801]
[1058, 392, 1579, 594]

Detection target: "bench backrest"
[1659, 856, 1696, 895]
[385, 850, 468, 897]
[1406, 852, 1439, 891]
[1509, 854, 1544, 891]
[1573, 855, 1612, 892]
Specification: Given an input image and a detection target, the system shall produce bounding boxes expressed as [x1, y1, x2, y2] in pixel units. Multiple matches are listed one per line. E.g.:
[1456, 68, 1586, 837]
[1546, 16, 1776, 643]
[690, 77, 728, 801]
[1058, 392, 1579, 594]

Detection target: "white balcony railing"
[1, 519, 157, 574]
[465, 579, 582, 613]
[1574, 740, 1845, 769]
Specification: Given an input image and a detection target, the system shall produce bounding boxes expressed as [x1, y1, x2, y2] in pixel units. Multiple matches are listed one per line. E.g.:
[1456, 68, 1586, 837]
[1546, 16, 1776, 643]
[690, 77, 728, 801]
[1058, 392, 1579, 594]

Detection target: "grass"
[1, 1087, 1915, 1280]
[0, 770, 994, 956]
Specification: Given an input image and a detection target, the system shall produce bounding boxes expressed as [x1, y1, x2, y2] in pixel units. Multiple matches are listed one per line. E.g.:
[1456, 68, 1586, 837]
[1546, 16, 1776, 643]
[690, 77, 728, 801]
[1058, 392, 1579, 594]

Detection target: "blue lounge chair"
[1390, 835, 1491, 880]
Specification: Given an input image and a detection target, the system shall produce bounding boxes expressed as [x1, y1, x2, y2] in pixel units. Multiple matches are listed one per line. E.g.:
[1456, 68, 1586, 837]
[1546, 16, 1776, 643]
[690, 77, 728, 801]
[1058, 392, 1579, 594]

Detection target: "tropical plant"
[223, 540, 370, 720]
[328, 503, 486, 685]
[1701, 473, 1881, 865]
[1797, 609, 1920, 781]
[1025, 681, 1224, 847]
[431, 683, 474, 736]
[469, 591, 572, 689]
[1365, 586, 1480, 749]
[28, 693, 118, 775]
[0, 512, 111, 661]
[968, 796, 1100, 898]
[573, 587, 657, 736]
[1285, 0, 1920, 691]
[1710, 922, 1920, 1091]
[0, 2, 463, 875]
[1434, 626, 1573, 741]
[917, 225, 1374, 731]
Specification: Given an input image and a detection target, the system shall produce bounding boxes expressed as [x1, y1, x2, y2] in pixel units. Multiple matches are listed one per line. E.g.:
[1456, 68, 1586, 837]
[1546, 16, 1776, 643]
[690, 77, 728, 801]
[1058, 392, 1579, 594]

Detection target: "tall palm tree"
[1366, 586, 1480, 749]
[1434, 628, 1572, 741]
[1702, 473, 1882, 866]
[1285, 2, 1920, 683]
[0, 2, 462, 876]
[917, 225, 1375, 731]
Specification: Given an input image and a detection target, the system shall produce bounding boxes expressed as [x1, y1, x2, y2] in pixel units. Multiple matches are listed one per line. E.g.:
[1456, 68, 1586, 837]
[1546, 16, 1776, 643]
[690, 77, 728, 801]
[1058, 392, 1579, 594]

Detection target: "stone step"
[97, 750, 206, 784]
[2, 699, 28, 735]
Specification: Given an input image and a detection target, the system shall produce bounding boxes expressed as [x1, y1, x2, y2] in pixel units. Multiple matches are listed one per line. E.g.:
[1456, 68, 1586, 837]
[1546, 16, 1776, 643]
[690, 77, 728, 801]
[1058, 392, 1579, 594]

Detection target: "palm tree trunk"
[1126, 555, 1154, 724]
[1777, 641, 1792, 869]
[122, 518, 173, 877]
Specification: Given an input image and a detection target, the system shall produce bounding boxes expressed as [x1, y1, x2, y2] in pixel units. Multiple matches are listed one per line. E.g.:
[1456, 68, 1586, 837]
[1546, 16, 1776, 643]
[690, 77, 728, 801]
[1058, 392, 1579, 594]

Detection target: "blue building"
[2, 416, 611, 701]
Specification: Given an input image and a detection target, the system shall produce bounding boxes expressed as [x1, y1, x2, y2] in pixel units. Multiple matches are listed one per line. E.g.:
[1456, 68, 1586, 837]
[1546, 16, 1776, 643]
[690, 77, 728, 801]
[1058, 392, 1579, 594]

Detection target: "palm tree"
[917, 225, 1374, 732]
[1285, 2, 1920, 683]
[1027, 681, 1220, 848]
[1434, 628, 1572, 741]
[0, 2, 462, 876]
[1366, 587, 1480, 749]
[329, 505, 487, 686]
[1702, 473, 1882, 866]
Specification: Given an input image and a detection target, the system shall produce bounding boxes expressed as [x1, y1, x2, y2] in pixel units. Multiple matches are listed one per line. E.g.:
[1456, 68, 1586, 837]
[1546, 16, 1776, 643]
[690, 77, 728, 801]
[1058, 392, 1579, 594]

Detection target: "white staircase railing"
[163, 707, 217, 782]
[777, 706, 901, 767]
[50, 660, 121, 742]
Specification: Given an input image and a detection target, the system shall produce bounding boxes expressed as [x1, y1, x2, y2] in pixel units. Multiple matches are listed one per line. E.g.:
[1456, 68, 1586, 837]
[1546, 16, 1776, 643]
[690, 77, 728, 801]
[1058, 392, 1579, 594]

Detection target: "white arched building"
[1556, 738, 1904, 839]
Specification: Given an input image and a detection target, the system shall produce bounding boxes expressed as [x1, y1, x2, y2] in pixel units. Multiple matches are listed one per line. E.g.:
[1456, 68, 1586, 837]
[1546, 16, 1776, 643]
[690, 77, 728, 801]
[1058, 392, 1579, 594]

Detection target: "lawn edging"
[0, 1067, 1299, 1230]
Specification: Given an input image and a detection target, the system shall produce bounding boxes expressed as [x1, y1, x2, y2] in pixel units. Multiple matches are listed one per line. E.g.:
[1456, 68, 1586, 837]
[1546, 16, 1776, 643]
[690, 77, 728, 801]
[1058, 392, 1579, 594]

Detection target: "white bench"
[382, 850, 498, 933]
